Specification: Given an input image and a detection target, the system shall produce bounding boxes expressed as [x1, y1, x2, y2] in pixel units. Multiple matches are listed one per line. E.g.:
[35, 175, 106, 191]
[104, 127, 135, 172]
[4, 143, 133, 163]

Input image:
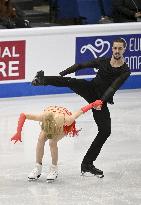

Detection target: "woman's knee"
[49, 139, 57, 148]
[38, 131, 47, 144]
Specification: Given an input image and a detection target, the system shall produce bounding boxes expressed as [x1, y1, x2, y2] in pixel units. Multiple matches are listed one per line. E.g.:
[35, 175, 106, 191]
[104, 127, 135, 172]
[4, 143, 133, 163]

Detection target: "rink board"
[0, 23, 141, 98]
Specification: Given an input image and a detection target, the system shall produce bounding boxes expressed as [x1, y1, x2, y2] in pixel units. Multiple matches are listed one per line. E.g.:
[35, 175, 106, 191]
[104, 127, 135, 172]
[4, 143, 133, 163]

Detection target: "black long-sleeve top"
[112, 0, 141, 22]
[60, 57, 131, 103]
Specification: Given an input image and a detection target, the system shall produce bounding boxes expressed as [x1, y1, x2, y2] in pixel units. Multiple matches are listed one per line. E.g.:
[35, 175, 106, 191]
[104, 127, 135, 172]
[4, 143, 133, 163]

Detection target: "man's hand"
[135, 12, 141, 18]
[92, 100, 103, 110]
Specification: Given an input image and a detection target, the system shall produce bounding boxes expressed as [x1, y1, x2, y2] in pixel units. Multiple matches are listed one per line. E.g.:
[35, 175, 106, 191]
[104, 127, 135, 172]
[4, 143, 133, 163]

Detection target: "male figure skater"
[31, 38, 131, 177]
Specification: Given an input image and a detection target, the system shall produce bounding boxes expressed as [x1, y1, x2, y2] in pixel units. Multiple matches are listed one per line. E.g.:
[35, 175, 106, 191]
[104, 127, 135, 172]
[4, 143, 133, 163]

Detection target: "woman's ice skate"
[28, 163, 42, 181]
[47, 165, 58, 182]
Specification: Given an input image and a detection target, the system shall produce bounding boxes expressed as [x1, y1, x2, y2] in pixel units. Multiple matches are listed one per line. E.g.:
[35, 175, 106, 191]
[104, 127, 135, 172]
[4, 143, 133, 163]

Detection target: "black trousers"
[42, 76, 111, 164]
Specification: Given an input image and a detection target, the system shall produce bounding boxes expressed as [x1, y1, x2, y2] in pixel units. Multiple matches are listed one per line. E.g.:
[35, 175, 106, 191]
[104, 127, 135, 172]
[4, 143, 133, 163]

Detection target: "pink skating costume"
[44, 106, 79, 137]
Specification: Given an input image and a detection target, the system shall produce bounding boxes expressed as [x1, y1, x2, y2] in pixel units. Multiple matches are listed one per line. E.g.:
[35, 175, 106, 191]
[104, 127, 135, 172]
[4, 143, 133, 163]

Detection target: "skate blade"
[28, 174, 41, 181]
[96, 174, 104, 178]
[81, 172, 94, 177]
[47, 175, 58, 183]
[81, 172, 104, 178]
[28, 178, 38, 182]
[47, 179, 55, 183]
[81, 172, 85, 176]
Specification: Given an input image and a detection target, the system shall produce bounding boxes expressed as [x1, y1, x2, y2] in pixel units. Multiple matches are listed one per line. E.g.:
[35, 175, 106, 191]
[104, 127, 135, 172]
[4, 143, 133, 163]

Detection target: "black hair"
[112, 38, 127, 48]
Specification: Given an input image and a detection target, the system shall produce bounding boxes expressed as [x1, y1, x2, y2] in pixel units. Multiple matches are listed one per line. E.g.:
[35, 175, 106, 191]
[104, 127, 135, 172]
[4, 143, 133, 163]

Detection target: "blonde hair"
[41, 113, 61, 139]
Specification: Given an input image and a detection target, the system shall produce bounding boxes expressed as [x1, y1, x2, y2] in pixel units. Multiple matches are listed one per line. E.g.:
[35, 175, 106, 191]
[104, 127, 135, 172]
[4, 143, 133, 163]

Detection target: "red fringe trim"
[63, 121, 80, 137]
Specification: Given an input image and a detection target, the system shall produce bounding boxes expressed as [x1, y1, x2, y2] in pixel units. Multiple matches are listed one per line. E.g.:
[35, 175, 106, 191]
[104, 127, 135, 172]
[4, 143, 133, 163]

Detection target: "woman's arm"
[65, 110, 83, 126]
[11, 112, 44, 144]
[25, 113, 43, 121]
[65, 100, 103, 126]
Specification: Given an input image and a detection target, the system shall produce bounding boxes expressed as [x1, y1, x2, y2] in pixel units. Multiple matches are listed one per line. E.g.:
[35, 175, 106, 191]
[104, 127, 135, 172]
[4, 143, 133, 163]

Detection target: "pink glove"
[11, 113, 26, 144]
[81, 100, 103, 113]
[92, 100, 103, 109]
[11, 132, 22, 144]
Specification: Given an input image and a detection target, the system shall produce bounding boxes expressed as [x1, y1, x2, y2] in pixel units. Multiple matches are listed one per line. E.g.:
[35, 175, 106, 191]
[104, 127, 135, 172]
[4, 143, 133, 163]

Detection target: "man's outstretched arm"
[101, 71, 130, 102]
[59, 59, 100, 76]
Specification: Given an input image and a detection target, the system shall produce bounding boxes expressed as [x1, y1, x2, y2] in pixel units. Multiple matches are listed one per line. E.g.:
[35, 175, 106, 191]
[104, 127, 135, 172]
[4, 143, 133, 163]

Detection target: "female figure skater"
[11, 100, 103, 182]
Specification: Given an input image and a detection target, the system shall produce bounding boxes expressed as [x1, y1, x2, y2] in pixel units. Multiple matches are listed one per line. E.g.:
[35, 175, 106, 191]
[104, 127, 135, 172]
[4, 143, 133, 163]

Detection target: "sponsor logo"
[75, 35, 141, 76]
[0, 40, 25, 81]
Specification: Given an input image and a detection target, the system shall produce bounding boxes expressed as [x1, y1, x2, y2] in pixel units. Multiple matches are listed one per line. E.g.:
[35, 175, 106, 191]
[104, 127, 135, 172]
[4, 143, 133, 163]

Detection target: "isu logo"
[75, 37, 111, 76]
[80, 39, 110, 58]
[0, 40, 25, 81]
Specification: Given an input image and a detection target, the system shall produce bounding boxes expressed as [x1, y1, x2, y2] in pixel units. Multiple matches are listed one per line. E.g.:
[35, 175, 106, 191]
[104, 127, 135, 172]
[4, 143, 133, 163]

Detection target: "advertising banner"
[0, 24, 141, 98]
[0, 41, 25, 81]
[75, 34, 141, 76]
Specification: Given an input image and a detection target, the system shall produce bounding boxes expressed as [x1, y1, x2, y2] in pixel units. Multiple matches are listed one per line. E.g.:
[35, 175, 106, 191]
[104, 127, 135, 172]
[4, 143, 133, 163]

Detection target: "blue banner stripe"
[1, 75, 141, 98]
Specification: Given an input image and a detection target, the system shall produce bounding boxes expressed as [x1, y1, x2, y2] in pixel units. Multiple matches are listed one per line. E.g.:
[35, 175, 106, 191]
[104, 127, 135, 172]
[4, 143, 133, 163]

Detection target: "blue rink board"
[1, 75, 141, 98]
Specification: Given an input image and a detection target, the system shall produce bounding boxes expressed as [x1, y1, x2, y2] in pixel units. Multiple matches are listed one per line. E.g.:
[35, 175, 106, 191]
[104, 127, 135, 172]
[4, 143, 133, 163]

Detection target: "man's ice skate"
[28, 163, 42, 181]
[31, 70, 44, 86]
[46, 165, 58, 182]
[81, 163, 104, 178]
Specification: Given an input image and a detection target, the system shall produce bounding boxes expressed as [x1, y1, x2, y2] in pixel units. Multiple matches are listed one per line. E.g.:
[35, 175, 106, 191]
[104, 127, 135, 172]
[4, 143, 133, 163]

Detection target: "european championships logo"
[75, 35, 141, 76]
[75, 38, 111, 76]
[80, 38, 110, 59]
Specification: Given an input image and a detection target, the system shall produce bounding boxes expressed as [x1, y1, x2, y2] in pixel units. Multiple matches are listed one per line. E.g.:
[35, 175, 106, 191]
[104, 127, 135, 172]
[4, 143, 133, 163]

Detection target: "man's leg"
[32, 72, 92, 101]
[81, 105, 111, 177]
[32, 74, 72, 87]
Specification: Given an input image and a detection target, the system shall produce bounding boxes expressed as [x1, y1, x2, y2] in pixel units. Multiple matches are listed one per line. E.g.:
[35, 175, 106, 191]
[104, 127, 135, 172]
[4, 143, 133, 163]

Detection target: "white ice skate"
[28, 163, 42, 181]
[47, 165, 58, 182]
